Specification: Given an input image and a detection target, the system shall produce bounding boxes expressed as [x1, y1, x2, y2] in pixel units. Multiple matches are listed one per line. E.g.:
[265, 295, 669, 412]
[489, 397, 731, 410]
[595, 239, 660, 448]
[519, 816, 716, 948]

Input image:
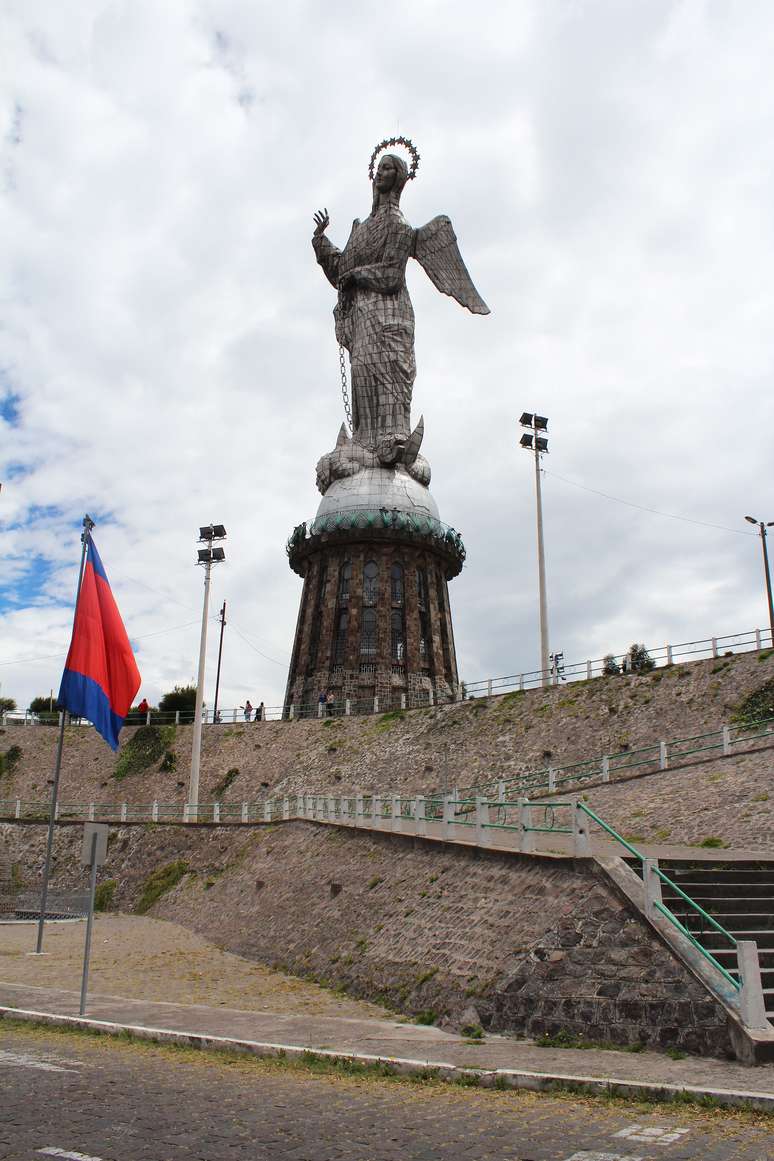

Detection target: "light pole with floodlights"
[744, 515, 774, 646]
[519, 412, 551, 688]
[188, 524, 226, 820]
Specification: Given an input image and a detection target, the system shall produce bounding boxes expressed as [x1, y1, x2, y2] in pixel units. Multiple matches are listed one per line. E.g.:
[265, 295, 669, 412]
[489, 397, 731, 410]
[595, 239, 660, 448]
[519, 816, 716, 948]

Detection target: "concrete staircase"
[659, 861, 774, 1024]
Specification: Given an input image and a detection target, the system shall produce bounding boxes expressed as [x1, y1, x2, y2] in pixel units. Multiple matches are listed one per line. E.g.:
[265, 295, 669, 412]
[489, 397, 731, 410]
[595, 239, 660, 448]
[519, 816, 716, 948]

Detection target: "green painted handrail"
[653, 902, 741, 991]
[653, 869, 738, 946]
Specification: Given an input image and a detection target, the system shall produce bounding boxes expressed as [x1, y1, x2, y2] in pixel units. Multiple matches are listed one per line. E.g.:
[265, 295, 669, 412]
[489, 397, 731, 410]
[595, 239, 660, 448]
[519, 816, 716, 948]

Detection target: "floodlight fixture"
[534, 415, 548, 431]
[519, 433, 533, 449]
[199, 523, 227, 542]
[211, 546, 225, 562]
[535, 436, 548, 452]
[519, 411, 533, 427]
[197, 548, 211, 564]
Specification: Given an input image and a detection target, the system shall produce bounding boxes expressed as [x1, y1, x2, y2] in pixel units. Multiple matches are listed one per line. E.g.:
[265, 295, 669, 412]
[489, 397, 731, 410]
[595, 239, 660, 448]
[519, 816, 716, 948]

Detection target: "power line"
[229, 621, 288, 668]
[543, 468, 756, 537]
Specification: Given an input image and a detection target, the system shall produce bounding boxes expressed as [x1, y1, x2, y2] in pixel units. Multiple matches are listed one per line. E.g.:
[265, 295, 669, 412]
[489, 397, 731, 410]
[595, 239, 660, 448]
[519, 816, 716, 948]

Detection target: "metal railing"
[458, 714, 774, 802]
[464, 626, 774, 698]
[3, 626, 772, 729]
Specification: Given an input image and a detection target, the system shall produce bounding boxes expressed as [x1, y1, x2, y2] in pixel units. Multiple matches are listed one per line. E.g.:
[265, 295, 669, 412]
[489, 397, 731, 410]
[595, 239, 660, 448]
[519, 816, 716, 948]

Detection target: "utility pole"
[213, 600, 227, 722]
[188, 524, 226, 821]
[519, 413, 550, 687]
[745, 516, 774, 646]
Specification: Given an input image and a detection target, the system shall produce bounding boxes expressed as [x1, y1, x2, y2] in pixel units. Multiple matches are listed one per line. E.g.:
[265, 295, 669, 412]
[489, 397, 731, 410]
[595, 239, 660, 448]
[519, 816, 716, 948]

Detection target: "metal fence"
[4, 890, 89, 920]
[3, 625, 772, 729]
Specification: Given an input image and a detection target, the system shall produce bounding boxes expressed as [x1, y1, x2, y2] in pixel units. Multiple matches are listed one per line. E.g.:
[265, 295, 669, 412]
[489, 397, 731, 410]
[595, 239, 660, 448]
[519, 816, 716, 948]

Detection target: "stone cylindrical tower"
[285, 466, 464, 716]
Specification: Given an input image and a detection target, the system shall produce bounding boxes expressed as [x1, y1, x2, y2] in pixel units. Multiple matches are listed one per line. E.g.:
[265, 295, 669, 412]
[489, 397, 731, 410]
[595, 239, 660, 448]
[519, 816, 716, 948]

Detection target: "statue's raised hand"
[313, 208, 329, 237]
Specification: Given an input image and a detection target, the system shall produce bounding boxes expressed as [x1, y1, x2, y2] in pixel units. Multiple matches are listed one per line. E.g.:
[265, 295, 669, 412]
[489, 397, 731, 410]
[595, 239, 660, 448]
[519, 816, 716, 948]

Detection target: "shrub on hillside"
[135, 860, 189, 914]
[627, 643, 655, 674]
[94, 879, 117, 911]
[0, 697, 16, 713]
[0, 745, 22, 778]
[158, 685, 197, 714]
[602, 654, 620, 676]
[114, 725, 176, 781]
[732, 678, 774, 728]
[28, 696, 58, 721]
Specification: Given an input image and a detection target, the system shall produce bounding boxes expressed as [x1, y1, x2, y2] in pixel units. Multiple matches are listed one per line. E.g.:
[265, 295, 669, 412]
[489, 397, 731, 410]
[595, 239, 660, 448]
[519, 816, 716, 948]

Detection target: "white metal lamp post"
[187, 524, 226, 821]
[519, 412, 551, 688]
[744, 515, 774, 647]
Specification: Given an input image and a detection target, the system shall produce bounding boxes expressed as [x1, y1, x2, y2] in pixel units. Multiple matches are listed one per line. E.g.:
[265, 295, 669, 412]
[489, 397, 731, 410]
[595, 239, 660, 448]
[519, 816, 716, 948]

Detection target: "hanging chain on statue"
[339, 344, 353, 434]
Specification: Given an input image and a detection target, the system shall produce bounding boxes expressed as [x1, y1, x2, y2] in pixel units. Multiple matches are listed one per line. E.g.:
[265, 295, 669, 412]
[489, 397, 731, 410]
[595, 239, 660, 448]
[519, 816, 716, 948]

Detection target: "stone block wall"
[285, 537, 459, 714]
[2, 819, 734, 1057]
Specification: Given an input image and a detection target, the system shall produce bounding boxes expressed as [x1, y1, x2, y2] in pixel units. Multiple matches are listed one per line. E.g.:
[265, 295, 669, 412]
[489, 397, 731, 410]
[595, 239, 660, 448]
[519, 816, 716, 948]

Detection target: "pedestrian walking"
[255, 702, 265, 721]
[243, 700, 253, 721]
[326, 690, 335, 717]
[318, 690, 327, 716]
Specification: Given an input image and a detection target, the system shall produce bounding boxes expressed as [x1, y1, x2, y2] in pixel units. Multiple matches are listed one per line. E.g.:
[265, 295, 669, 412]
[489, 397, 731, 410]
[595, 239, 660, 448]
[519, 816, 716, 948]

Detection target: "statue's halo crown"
[368, 136, 420, 182]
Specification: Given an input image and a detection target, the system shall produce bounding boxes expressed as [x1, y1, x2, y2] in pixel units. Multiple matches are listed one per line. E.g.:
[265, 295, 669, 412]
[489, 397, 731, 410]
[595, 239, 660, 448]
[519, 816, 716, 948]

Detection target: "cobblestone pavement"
[0, 1026, 771, 1161]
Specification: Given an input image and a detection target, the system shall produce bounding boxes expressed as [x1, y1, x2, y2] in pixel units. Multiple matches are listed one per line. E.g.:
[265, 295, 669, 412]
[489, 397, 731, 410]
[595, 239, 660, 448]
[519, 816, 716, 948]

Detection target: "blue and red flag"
[58, 534, 141, 750]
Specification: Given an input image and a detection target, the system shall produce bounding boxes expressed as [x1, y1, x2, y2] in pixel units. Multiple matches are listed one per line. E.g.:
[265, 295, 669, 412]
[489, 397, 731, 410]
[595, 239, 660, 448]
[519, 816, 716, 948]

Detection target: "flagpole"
[34, 514, 94, 955]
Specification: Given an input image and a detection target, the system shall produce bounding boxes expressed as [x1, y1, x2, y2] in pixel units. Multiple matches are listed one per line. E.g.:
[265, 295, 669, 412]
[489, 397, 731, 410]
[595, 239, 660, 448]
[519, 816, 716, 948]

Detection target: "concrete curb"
[2, 1004, 773, 1113]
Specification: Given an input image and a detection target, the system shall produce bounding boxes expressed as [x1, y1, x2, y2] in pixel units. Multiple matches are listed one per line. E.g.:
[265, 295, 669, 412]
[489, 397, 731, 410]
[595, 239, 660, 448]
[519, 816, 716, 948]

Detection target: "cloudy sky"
[2, 0, 773, 715]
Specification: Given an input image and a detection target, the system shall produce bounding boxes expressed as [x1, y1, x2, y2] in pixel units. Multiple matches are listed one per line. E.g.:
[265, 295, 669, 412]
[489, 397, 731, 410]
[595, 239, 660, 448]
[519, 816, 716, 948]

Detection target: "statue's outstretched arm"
[312, 208, 341, 290]
[413, 215, 490, 315]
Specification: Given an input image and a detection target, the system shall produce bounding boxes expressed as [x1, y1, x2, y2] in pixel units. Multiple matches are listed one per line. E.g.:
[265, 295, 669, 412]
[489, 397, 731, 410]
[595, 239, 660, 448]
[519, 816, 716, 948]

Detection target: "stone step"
[667, 908, 774, 929]
[702, 930, 774, 950]
[664, 883, 774, 900]
[662, 868, 774, 884]
[665, 892, 774, 911]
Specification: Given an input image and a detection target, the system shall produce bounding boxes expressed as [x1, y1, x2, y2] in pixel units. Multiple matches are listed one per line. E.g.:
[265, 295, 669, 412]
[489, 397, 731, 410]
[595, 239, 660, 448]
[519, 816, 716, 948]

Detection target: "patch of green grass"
[666, 1047, 687, 1060]
[536, 1030, 646, 1053]
[415, 967, 438, 987]
[414, 1010, 437, 1025]
[211, 767, 240, 799]
[135, 859, 189, 914]
[696, 836, 727, 849]
[94, 879, 117, 911]
[366, 876, 383, 890]
[0, 744, 22, 777]
[732, 676, 774, 728]
[752, 792, 769, 802]
[375, 709, 405, 732]
[460, 1023, 483, 1040]
[499, 690, 526, 706]
[114, 725, 176, 781]
[159, 749, 177, 773]
[757, 649, 773, 662]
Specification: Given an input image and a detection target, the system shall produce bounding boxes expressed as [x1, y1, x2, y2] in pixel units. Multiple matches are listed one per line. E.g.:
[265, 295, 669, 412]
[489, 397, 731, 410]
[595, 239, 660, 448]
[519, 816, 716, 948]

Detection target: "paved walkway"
[3, 980, 774, 1111]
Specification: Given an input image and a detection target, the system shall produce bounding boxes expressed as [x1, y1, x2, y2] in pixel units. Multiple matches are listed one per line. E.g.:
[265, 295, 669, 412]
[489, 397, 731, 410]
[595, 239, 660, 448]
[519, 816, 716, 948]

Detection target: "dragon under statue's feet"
[315, 421, 430, 495]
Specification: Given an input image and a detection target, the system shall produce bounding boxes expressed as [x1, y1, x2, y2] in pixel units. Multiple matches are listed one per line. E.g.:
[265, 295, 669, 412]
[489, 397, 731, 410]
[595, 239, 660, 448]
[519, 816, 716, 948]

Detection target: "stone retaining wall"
[0, 819, 734, 1058]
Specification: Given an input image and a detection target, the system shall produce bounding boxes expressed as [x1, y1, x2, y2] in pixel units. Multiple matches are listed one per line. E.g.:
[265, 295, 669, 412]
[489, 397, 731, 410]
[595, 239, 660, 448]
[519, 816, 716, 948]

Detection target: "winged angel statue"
[312, 137, 489, 492]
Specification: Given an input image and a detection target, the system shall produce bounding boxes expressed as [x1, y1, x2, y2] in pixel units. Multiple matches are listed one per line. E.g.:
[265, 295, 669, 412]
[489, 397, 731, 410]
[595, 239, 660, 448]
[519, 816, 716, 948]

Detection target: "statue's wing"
[413, 216, 490, 315]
